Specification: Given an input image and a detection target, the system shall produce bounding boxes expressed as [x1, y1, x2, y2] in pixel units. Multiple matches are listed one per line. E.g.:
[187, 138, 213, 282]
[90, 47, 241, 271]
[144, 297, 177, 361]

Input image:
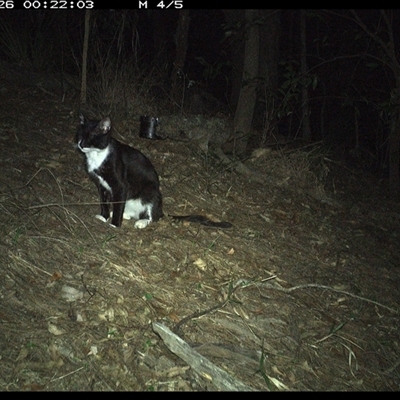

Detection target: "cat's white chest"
[84, 146, 112, 193]
[85, 146, 110, 172]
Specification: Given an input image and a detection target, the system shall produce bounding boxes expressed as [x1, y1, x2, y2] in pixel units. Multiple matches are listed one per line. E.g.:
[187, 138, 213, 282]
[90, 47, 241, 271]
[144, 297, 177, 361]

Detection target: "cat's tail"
[170, 215, 232, 229]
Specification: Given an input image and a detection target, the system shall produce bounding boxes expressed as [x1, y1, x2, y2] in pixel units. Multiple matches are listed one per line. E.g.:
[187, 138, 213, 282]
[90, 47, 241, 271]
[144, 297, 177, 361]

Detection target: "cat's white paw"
[95, 215, 108, 223]
[134, 219, 151, 229]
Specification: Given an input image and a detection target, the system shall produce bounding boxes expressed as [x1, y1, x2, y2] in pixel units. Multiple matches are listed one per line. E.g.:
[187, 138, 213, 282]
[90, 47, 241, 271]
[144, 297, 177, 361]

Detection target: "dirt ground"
[1, 79, 400, 391]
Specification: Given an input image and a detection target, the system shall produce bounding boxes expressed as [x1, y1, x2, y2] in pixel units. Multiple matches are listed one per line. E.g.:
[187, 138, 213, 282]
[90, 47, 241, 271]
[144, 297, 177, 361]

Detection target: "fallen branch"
[152, 322, 256, 391]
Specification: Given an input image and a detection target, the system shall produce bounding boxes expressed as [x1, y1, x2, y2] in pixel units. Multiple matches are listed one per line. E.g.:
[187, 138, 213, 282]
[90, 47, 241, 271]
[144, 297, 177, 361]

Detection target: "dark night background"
[1, 8, 400, 192]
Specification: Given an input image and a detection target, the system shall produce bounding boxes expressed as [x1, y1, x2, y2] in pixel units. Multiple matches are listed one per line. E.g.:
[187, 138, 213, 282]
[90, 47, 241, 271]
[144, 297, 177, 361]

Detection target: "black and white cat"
[77, 114, 232, 229]
[77, 114, 163, 228]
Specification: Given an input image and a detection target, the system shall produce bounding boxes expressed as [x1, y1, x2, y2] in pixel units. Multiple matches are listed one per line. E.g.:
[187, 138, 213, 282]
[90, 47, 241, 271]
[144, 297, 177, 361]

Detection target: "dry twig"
[261, 283, 398, 314]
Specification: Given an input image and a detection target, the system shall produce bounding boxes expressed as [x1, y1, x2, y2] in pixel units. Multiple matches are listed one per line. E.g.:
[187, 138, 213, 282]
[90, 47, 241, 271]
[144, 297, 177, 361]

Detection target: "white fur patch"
[95, 214, 108, 223]
[123, 199, 152, 220]
[95, 174, 112, 193]
[83, 146, 110, 172]
[123, 199, 153, 228]
[134, 219, 151, 229]
[80, 145, 112, 193]
[96, 199, 153, 229]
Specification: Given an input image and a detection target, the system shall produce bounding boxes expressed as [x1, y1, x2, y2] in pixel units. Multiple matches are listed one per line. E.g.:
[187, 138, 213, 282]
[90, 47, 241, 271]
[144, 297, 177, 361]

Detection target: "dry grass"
[0, 79, 400, 391]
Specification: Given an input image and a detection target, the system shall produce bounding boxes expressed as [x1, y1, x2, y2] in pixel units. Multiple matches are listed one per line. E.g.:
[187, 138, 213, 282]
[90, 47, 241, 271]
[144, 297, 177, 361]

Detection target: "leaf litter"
[0, 80, 400, 391]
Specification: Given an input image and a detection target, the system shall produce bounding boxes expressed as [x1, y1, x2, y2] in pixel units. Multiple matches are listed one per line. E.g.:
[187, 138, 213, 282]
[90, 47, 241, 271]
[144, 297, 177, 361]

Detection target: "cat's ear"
[99, 117, 111, 134]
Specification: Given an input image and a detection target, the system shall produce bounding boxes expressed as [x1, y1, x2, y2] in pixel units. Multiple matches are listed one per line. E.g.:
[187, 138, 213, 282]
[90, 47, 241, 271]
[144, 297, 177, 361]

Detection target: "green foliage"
[143, 292, 153, 301]
[11, 226, 26, 245]
[101, 233, 116, 248]
[261, 60, 317, 122]
[277, 61, 302, 118]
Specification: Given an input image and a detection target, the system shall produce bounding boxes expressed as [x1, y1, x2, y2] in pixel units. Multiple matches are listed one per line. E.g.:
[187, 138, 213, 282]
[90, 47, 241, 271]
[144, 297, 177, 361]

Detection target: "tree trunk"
[231, 9, 260, 155]
[222, 10, 245, 111]
[258, 9, 280, 141]
[80, 10, 91, 105]
[170, 9, 190, 110]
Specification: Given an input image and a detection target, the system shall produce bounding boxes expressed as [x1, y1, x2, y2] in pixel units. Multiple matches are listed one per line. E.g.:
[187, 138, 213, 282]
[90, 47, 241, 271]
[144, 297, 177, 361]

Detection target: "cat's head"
[77, 114, 112, 153]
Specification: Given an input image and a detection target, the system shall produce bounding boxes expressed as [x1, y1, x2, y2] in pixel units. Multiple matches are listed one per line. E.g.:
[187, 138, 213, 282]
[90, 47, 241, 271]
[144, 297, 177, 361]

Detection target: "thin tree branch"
[349, 10, 400, 76]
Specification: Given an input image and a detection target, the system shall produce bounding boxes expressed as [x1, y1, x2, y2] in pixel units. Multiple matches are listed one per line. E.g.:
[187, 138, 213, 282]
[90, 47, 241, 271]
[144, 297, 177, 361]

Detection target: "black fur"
[77, 114, 232, 229]
[77, 114, 163, 228]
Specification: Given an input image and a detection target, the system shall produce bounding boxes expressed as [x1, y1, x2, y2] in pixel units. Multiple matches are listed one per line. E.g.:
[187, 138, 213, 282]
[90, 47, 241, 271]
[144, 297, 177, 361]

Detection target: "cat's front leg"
[110, 190, 126, 228]
[110, 202, 125, 227]
[97, 186, 110, 222]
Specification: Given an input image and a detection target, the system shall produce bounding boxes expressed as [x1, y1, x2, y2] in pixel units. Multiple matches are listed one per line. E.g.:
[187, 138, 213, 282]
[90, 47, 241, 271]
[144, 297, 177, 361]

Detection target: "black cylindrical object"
[140, 116, 162, 139]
